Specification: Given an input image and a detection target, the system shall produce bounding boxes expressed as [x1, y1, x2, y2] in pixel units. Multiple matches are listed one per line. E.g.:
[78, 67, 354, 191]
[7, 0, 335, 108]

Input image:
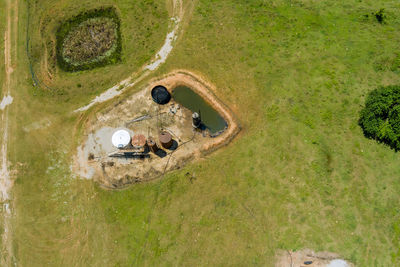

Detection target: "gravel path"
[75, 0, 185, 113]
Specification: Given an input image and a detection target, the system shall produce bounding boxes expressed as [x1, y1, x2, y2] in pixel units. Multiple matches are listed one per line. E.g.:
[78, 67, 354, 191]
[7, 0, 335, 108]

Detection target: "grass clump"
[359, 85, 400, 150]
[56, 7, 121, 72]
[374, 8, 387, 24]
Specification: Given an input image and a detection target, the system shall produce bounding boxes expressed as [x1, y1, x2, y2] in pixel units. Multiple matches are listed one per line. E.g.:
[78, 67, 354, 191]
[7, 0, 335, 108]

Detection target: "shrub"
[56, 7, 122, 72]
[374, 8, 387, 24]
[363, 8, 387, 24]
[359, 85, 400, 150]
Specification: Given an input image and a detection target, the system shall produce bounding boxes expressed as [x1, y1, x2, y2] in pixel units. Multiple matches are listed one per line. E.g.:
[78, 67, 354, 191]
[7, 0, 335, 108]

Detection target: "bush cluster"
[56, 7, 122, 72]
[359, 85, 400, 150]
[62, 18, 117, 64]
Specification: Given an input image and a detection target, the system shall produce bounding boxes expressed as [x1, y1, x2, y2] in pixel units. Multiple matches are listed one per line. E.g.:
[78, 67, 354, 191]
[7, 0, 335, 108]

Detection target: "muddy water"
[172, 86, 226, 134]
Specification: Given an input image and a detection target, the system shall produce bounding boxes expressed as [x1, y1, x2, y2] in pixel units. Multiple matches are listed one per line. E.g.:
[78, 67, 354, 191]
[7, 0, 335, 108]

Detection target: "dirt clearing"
[73, 70, 240, 189]
[275, 249, 353, 267]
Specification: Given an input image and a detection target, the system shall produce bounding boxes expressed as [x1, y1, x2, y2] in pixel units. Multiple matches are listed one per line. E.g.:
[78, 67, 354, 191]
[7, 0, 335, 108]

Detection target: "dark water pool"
[172, 86, 227, 134]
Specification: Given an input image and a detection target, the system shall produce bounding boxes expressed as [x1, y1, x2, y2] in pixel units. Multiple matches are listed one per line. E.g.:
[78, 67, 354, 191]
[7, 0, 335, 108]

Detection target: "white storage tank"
[111, 129, 131, 149]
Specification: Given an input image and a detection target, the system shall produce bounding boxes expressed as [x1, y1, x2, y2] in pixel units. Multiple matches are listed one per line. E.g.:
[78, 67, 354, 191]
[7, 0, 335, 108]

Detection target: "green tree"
[359, 85, 400, 150]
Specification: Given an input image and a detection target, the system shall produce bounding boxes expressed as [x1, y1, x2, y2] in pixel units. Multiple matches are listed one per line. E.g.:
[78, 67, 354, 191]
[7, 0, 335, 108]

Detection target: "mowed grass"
[8, 0, 400, 266]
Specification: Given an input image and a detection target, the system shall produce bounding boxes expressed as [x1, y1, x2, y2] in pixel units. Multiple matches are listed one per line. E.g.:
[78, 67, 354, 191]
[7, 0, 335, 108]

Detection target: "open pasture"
[1, 0, 400, 266]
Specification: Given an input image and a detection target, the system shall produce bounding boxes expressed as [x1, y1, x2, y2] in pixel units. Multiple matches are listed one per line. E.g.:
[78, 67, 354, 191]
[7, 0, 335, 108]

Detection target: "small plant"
[373, 54, 400, 72]
[373, 8, 387, 24]
[359, 85, 400, 150]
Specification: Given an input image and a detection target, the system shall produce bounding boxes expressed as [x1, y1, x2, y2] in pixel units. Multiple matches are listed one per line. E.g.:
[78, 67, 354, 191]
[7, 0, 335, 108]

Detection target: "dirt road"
[0, 0, 17, 264]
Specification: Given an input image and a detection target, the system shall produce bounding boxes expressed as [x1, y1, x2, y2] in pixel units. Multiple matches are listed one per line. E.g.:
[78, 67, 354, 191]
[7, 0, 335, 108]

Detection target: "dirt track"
[0, 0, 17, 264]
[75, 0, 187, 113]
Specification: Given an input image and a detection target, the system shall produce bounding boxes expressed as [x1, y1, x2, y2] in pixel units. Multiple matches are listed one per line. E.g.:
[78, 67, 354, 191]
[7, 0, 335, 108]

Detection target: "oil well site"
[3, 0, 400, 265]
[74, 71, 240, 188]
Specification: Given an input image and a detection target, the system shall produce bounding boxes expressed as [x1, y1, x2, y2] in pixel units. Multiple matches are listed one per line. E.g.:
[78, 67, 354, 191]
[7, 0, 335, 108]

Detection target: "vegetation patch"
[56, 7, 121, 72]
[359, 85, 400, 150]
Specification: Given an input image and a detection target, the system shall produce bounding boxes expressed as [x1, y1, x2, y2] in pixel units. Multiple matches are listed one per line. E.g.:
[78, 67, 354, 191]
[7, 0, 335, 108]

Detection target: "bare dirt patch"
[73, 71, 240, 189]
[275, 249, 353, 267]
[0, 95, 13, 110]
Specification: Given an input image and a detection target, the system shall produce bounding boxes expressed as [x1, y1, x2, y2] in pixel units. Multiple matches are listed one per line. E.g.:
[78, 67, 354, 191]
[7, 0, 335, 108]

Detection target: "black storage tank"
[151, 85, 171, 105]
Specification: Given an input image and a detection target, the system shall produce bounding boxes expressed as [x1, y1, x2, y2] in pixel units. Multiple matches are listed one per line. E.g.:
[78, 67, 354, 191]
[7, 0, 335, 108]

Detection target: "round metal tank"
[159, 131, 173, 149]
[131, 134, 146, 149]
[111, 129, 131, 149]
[147, 137, 158, 153]
[151, 85, 171, 105]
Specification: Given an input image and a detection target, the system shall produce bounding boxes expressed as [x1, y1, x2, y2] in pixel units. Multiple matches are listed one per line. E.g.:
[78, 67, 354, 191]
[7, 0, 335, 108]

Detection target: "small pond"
[172, 86, 227, 134]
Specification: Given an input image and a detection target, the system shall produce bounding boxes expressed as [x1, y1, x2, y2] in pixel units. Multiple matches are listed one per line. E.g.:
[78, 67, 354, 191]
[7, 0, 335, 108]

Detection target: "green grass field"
[4, 0, 400, 265]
